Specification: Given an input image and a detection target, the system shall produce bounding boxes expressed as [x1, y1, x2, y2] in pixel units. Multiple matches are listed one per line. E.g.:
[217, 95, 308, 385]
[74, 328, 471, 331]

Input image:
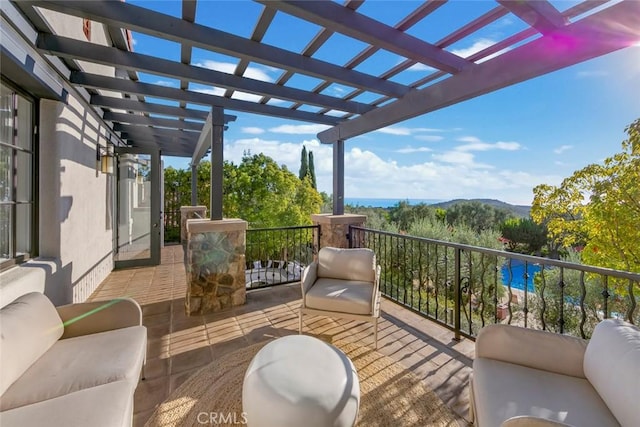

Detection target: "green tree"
[532, 118, 640, 273]
[500, 217, 548, 254]
[224, 153, 321, 228]
[445, 201, 513, 233]
[388, 201, 437, 231]
[299, 146, 308, 180]
[308, 150, 317, 189]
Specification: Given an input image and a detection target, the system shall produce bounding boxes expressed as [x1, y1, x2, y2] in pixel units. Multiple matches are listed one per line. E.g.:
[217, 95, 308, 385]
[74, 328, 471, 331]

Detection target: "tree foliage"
[444, 201, 513, 233]
[388, 201, 438, 231]
[308, 151, 317, 190]
[500, 217, 547, 254]
[299, 146, 308, 180]
[164, 153, 322, 233]
[532, 119, 640, 272]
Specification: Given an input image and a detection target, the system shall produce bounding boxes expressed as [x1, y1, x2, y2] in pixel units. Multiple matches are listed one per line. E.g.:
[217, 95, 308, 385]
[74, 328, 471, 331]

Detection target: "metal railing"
[245, 225, 319, 290]
[349, 225, 640, 340]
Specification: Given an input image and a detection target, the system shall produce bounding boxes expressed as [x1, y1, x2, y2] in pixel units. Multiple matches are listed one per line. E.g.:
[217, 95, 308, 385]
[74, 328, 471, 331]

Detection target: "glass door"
[114, 147, 160, 267]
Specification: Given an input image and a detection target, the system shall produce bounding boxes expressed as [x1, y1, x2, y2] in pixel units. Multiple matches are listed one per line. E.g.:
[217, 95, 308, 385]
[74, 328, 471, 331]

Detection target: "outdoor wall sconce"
[96, 141, 114, 174]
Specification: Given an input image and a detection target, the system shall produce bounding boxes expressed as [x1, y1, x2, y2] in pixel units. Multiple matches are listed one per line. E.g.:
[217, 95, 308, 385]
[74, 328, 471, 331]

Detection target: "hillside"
[430, 198, 531, 218]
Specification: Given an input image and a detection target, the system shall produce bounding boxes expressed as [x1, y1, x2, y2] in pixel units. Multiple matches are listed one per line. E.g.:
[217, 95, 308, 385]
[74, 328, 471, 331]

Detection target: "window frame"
[0, 78, 38, 271]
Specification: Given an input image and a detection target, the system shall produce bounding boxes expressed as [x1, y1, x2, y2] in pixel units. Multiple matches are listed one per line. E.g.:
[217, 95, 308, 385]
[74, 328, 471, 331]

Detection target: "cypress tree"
[308, 150, 317, 189]
[299, 146, 308, 180]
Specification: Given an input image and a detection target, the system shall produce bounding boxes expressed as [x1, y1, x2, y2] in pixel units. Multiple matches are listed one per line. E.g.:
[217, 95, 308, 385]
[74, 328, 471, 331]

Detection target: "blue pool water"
[501, 259, 541, 293]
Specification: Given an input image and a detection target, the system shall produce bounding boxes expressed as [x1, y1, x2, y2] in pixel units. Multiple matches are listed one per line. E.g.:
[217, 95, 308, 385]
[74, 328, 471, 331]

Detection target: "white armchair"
[299, 247, 381, 348]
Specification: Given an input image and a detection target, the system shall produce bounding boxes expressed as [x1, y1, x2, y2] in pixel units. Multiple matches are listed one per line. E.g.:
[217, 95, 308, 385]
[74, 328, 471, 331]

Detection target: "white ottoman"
[242, 335, 360, 427]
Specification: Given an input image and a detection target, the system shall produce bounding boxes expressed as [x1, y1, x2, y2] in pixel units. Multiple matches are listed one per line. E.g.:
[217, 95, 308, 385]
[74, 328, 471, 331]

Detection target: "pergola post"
[333, 139, 345, 215]
[210, 106, 224, 221]
[190, 163, 197, 206]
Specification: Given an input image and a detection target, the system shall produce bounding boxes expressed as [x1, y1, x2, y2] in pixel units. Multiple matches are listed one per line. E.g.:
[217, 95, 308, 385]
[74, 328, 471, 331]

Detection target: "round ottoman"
[242, 335, 360, 427]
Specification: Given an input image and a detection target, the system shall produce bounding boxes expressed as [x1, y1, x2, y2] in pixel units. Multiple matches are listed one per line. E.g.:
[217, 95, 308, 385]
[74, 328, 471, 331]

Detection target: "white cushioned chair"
[470, 319, 640, 427]
[299, 247, 381, 348]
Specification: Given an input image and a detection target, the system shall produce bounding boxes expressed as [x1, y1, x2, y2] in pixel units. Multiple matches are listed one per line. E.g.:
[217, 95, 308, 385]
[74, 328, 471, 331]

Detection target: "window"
[1, 81, 35, 269]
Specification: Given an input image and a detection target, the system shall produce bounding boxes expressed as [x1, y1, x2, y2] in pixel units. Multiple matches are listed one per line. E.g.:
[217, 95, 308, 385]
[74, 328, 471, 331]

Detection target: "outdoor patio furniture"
[242, 335, 360, 427]
[470, 319, 640, 427]
[299, 247, 381, 348]
[0, 268, 147, 427]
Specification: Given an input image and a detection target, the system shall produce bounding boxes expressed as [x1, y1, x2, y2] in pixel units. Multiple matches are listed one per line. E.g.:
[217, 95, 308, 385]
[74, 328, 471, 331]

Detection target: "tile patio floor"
[89, 245, 475, 427]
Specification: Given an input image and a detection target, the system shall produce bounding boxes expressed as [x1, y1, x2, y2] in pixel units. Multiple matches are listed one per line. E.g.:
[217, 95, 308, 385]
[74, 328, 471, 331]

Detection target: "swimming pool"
[501, 259, 541, 293]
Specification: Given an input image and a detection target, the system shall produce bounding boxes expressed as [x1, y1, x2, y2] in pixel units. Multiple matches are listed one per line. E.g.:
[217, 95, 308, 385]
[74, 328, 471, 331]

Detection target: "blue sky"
[128, 0, 640, 205]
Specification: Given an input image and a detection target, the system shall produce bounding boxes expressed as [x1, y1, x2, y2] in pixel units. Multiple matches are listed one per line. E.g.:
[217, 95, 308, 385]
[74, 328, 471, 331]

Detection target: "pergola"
[13, 0, 640, 215]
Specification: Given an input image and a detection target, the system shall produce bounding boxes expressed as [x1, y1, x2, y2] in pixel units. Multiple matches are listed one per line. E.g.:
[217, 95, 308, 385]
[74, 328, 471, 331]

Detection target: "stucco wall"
[39, 94, 115, 304]
[0, 11, 119, 305]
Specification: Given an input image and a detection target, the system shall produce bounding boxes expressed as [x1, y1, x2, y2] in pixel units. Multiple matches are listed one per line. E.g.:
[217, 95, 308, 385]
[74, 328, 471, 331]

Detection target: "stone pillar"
[311, 214, 367, 250]
[185, 218, 248, 315]
[180, 206, 207, 244]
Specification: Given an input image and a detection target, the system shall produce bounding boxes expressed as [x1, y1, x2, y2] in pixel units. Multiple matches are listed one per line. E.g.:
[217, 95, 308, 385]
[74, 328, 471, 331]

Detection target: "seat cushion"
[318, 247, 375, 282]
[584, 319, 640, 427]
[0, 381, 134, 427]
[305, 277, 373, 315]
[0, 326, 146, 410]
[473, 358, 619, 427]
[0, 292, 63, 396]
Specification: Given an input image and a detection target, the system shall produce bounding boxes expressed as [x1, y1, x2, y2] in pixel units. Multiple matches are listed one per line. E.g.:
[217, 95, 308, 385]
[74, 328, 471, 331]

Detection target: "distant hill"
[430, 199, 531, 218]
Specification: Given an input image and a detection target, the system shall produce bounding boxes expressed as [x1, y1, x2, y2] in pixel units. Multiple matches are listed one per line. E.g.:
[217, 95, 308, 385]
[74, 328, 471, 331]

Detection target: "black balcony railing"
[245, 225, 319, 290]
[349, 225, 640, 340]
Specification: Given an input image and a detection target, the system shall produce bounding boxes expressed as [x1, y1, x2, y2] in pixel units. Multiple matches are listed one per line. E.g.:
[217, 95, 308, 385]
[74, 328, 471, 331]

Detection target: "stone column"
[180, 206, 207, 244]
[185, 218, 248, 315]
[311, 214, 367, 250]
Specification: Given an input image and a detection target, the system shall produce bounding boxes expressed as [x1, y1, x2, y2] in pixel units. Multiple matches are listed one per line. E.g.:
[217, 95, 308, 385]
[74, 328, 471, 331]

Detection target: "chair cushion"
[305, 277, 373, 315]
[0, 326, 146, 410]
[0, 292, 63, 396]
[584, 319, 640, 427]
[472, 358, 619, 427]
[0, 381, 134, 427]
[318, 247, 375, 282]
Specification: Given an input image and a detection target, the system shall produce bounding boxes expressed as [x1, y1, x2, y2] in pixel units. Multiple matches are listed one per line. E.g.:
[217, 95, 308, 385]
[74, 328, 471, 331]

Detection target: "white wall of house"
[39, 96, 115, 304]
[0, 8, 124, 305]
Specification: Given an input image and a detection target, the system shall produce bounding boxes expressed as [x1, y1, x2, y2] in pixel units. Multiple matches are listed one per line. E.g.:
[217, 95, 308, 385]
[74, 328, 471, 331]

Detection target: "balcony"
[89, 245, 474, 427]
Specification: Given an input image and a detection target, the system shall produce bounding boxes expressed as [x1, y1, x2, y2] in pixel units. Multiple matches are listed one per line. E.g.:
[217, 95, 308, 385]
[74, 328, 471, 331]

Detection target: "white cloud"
[432, 151, 492, 168]
[395, 146, 433, 154]
[407, 63, 435, 73]
[452, 39, 495, 58]
[268, 124, 331, 135]
[376, 126, 444, 136]
[451, 39, 510, 62]
[457, 136, 482, 144]
[221, 137, 560, 205]
[192, 87, 274, 103]
[195, 60, 274, 82]
[553, 144, 573, 154]
[154, 80, 176, 87]
[415, 135, 444, 142]
[455, 141, 521, 152]
[241, 127, 265, 135]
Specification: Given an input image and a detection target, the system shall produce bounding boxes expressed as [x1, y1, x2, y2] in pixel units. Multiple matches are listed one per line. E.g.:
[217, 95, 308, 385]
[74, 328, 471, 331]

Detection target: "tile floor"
[89, 245, 474, 427]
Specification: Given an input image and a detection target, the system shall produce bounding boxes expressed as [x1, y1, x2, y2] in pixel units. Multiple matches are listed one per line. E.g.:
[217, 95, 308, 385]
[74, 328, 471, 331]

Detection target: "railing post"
[348, 225, 353, 248]
[454, 247, 462, 341]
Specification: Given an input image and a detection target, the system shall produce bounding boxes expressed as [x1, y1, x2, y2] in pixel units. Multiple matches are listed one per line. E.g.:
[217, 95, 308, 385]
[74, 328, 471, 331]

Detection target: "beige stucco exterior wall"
[39, 96, 115, 304]
[0, 11, 120, 305]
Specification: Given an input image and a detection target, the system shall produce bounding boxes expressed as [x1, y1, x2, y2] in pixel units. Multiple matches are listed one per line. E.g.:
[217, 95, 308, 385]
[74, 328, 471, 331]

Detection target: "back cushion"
[0, 292, 63, 395]
[583, 319, 640, 427]
[318, 247, 376, 282]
